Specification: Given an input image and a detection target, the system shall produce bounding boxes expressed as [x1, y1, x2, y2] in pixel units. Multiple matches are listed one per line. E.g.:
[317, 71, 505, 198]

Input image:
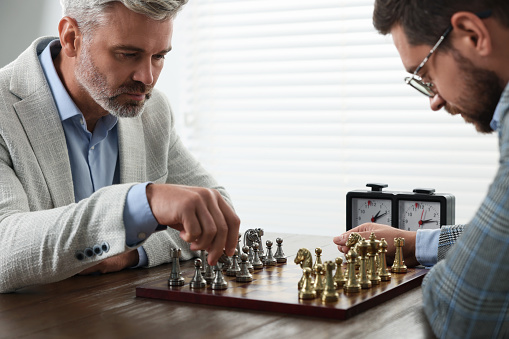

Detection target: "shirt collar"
[490, 81, 509, 131]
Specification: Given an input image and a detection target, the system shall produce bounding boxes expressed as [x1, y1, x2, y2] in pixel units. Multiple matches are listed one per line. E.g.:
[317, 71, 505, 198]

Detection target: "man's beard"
[445, 50, 504, 134]
[74, 42, 152, 118]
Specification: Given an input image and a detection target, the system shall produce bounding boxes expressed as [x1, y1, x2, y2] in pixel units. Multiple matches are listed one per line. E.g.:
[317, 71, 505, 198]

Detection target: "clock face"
[351, 198, 392, 228]
[398, 200, 441, 231]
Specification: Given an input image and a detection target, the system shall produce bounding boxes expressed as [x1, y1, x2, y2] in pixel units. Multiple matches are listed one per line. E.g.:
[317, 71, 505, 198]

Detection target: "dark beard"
[447, 50, 504, 134]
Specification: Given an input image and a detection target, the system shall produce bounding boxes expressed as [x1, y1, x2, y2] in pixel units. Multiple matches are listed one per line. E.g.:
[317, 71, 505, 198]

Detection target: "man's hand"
[78, 250, 139, 275]
[146, 184, 241, 266]
[333, 223, 418, 267]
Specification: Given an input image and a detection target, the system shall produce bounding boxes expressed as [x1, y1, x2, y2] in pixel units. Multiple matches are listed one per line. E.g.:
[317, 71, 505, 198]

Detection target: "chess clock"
[397, 188, 455, 231]
[346, 183, 397, 230]
[346, 184, 455, 231]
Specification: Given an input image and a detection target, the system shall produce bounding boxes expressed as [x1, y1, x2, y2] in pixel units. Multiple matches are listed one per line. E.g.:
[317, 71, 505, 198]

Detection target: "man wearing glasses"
[334, 0, 509, 337]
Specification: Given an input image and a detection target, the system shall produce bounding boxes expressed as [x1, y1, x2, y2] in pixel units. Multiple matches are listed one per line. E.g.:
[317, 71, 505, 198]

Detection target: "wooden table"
[0, 233, 436, 339]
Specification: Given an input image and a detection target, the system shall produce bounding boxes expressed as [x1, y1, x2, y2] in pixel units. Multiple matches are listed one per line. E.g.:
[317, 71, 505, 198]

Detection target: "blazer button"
[101, 242, 110, 253]
[84, 248, 94, 258]
[75, 251, 86, 261]
[93, 244, 103, 256]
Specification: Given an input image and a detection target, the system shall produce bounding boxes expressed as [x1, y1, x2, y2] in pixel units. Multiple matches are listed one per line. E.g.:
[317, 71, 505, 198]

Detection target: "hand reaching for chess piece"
[333, 223, 418, 267]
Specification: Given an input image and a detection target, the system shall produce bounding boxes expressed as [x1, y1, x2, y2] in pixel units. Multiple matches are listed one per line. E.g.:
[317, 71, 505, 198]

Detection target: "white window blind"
[160, 0, 499, 236]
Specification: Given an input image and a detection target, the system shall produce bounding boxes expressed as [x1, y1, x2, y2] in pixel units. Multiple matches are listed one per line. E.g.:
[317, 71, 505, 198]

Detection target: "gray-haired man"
[0, 0, 240, 293]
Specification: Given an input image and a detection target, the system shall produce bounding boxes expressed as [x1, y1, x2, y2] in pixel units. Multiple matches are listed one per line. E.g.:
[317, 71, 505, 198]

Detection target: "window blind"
[160, 0, 499, 236]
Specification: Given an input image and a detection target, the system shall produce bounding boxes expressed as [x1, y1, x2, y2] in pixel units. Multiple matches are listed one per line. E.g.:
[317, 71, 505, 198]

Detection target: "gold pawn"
[344, 249, 361, 293]
[322, 261, 339, 302]
[379, 238, 392, 281]
[392, 237, 408, 273]
[333, 257, 347, 289]
[368, 233, 381, 285]
[298, 267, 316, 299]
[313, 247, 323, 273]
[313, 263, 325, 296]
[357, 239, 372, 289]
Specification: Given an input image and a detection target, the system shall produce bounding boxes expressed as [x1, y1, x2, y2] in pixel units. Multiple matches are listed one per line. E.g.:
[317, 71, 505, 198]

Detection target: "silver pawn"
[264, 240, 277, 266]
[190, 259, 206, 289]
[211, 265, 228, 290]
[236, 253, 253, 282]
[204, 254, 215, 284]
[274, 237, 287, 263]
[168, 248, 185, 286]
[200, 250, 207, 274]
[226, 249, 241, 276]
[252, 242, 264, 269]
[242, 245, 254, 272]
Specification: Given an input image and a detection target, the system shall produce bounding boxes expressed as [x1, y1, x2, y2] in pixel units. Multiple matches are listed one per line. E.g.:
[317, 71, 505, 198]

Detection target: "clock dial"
[399, 200, 441, 231]
[351, 198, 392, 227]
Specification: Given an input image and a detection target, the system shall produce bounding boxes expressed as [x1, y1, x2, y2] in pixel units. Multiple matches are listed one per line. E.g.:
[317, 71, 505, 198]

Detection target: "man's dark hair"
[373, 0, 509, 48]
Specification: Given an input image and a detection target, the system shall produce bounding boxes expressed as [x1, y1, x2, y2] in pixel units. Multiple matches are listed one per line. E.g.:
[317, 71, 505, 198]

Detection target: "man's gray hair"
[60, 0, 188, 36]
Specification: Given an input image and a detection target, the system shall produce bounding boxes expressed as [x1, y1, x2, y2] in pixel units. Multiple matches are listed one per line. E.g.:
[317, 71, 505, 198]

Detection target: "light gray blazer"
[0, 37, 231, 293]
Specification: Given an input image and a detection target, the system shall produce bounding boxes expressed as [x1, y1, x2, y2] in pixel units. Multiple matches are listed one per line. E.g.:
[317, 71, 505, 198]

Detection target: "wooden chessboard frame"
[136, 260, 428, 320]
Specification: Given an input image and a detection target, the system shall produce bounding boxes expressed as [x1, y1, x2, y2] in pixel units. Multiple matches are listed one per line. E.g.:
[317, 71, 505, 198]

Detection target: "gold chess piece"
[299, 267, 317, 300]
[368, 233, 381, 285]
[333, 257, 347, 289]
[313, 247, 323, 273]
[392, 237, 408, 273]
[357, 239, 372, 289]
[344, 249, 361, 293]
[313, 263, 325, 296]
[322, 261, 339, 303]
[379, 238, 392, 281]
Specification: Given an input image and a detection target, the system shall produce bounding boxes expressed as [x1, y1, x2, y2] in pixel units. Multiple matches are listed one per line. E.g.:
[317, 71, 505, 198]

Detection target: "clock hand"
[421, 219, 438, 225]
[371, 211, 387, 222]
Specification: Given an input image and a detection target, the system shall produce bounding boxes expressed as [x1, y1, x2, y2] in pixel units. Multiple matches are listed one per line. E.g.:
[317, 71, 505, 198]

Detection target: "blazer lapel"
[10, 37, 75, 207]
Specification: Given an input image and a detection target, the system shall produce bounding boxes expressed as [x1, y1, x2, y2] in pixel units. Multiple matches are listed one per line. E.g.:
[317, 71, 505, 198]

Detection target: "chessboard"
[136, 256, 427, 320]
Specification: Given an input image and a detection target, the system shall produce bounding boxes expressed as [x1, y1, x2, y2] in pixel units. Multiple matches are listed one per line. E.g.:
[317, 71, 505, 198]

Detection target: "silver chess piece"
[264, 240, 277, 266]
[168, 248, 185, 286]
[226, 249, 241, 276]
[211, 265, 228, 290]
[204, 253, 215, 284]
[252, 242, 264, 269]
[236, 253, 253, 282]
[274, 237, 287, 263]
[190, 259, 207, 289]
[242, 245, 254, 272]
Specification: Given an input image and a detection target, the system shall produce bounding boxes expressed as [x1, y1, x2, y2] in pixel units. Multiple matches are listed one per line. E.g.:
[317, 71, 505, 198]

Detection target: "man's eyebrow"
[112, 45, 172, 54]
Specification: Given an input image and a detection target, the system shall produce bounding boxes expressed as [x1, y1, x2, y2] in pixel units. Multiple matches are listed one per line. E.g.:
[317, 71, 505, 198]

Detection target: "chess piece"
[211, 265, 228, 290]
[357, 239, 372, 289]
[298, 267, 316, 300]
[343, 249, 361, 293]
[313, 248, 323, 273]
[379, 238, 392, 281]
[264, 240, 277, 266]
[236, 253, 253, 282]
[333, 257, 347, 289]
[190, 259, 207, 289]
[226, 249, 241, 276]
[200, 250, 207, 274]
[218, 252, 232, 271]
[392, 237, 408, 273]
[204, 255, 215, 284]
[168, 248, 185, 286]
[252, 242, 264, 269]
[274, 237, 287, 263]
[321, 261, 339, 302]
[313, 263, 325, 296]
[368, 233, 381, 285]
[236, 232, 242, 258]
[242, 246, 254, 272]
[295, 248, 314, 289]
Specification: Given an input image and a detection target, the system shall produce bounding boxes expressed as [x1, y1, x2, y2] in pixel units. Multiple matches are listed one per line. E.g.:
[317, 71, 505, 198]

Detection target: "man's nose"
[429, 93, 446, 111]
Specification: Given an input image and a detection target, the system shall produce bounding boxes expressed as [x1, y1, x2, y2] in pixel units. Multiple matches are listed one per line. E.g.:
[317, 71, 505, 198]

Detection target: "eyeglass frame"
[404, 10, 493, 97]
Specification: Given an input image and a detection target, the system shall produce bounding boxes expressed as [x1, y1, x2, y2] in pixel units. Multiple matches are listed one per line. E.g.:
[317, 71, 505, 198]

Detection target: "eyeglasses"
[404, 10, 493, 97]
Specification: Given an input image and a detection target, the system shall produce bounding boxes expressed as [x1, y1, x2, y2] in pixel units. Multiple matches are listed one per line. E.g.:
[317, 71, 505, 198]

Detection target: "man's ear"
[58, 16, 82, 58]
[450, 11, 492, 57]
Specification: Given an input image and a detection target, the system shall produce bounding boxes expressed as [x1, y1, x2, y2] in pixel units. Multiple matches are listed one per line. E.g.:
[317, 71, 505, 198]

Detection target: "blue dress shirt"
[38, 40, 159, 267]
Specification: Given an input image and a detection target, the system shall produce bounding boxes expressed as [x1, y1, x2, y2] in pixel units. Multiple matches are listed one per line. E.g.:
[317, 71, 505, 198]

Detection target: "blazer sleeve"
[136, 91, 235, 267]
[421, 111, 509, 338]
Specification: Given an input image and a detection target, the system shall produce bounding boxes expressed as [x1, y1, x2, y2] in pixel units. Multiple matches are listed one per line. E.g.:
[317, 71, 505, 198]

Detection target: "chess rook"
[322, 261, 339, 302]
[168, 248, 185, 286]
